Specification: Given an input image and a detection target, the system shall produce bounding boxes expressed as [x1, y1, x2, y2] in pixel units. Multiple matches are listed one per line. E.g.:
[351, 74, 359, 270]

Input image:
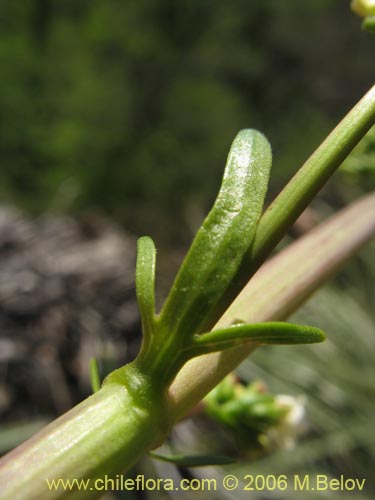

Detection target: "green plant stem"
[0, 86, 374, 499]
[0, 195, 373, 499]
[251, 84, 375, 267]
[0, 372, 169, 500]
[169, 193, 375, 421]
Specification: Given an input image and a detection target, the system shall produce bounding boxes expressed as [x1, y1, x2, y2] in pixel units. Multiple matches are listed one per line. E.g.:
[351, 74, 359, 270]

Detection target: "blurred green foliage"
[0, 0, 373, 247]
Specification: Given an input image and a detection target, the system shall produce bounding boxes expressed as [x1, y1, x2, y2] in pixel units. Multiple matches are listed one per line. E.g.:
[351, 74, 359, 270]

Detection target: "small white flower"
[266, 395, 307, 450]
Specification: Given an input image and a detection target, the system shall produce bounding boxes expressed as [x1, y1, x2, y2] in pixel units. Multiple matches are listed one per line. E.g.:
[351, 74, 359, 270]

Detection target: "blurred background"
[0, 1, 374, 499]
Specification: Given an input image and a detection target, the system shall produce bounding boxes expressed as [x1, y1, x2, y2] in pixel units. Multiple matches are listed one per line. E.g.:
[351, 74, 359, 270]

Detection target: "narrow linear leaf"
[190, 322, 325, 354]
[89, 358, 101, 393]
[149, 452, 236, 467]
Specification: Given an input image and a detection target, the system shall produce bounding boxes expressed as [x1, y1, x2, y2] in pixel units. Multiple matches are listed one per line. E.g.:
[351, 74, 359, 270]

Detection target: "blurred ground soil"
[0, 207, 141, 432]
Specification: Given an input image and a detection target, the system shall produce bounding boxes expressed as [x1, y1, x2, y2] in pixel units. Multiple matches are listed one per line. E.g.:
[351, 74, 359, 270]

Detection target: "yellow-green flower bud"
[351, 0, 375, 17]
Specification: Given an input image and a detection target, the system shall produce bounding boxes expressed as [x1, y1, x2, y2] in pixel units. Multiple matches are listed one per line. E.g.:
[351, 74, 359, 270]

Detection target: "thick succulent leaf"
[158, 129, 272, 339]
